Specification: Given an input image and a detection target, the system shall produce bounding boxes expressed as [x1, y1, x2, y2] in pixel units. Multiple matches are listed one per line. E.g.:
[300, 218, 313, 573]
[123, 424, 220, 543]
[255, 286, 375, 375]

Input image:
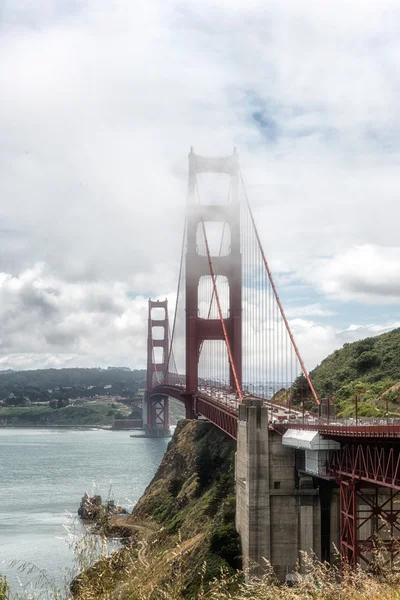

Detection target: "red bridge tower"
[144, 298, 170, 436]
[185, 149, 242, 400]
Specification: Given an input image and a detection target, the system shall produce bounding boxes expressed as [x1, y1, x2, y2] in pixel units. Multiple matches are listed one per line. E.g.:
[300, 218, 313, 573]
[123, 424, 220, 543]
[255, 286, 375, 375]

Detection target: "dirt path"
[108, 517, 156, 566]
[164, 532, 205, 563]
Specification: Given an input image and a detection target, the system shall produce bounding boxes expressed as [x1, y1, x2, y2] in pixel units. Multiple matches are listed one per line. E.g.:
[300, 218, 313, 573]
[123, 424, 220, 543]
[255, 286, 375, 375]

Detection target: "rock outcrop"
[78, 492, 127, 521]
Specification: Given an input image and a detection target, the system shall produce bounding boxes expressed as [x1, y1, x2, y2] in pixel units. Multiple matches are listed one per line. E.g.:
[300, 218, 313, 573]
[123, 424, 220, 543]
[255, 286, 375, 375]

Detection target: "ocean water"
[0, 428, 170, 597]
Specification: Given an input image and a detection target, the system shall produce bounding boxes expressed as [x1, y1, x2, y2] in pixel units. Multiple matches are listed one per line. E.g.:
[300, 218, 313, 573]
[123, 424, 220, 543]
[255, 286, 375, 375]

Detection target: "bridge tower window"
[196, 221, 231, 257]
[198, 275, 229, 319]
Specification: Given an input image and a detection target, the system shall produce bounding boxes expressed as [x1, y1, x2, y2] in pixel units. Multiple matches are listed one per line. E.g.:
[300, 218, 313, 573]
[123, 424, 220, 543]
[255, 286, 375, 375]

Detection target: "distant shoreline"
[0, 424, 120, 430]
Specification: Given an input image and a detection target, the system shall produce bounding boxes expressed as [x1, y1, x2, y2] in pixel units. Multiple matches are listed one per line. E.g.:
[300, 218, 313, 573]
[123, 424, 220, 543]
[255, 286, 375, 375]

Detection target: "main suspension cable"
[165, 217, 187, 383]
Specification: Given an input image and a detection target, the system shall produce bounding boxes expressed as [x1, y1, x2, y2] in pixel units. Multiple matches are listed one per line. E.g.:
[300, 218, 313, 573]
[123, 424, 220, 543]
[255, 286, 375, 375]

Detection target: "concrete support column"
[236, 399, 270, 575]
[142, 393, 148, 428]
[300, 504, 314, 555]
[236, 399, 321, 581]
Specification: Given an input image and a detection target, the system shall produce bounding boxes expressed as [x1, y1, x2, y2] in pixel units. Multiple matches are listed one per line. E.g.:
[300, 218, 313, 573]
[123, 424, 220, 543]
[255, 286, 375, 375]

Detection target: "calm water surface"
[0, 428, 169, 596]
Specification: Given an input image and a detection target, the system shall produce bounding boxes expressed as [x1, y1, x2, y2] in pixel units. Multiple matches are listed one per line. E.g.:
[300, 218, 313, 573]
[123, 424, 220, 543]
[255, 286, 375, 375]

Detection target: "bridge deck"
[272, 422, 400, 440]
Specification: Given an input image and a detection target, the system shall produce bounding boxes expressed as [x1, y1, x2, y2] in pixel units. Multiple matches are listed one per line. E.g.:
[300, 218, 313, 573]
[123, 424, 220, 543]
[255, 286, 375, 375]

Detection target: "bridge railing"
[272, 416, 400, 427]
[272, 421, 400, 439]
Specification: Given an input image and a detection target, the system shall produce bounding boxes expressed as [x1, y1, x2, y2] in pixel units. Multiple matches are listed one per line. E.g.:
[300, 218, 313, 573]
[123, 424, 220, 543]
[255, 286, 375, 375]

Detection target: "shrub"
[209, 523, 241, 569]
[0, 575, 8, 600]
[354, 337, 376, 356]
[168, 477, 183, 497]
[195, 440, 213, 493]
[356, 351, 381, 373]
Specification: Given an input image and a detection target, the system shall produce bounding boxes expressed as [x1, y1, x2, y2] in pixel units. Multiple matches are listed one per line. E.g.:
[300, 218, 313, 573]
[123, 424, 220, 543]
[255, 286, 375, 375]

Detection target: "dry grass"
[4, 532, 400, 600]
[68, 537, 400, 600]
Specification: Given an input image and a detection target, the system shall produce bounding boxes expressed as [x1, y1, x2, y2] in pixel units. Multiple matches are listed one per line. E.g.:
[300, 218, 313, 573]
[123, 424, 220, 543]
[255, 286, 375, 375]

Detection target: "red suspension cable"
[201, 219, 243, 402]
[165, 218, 186, 384]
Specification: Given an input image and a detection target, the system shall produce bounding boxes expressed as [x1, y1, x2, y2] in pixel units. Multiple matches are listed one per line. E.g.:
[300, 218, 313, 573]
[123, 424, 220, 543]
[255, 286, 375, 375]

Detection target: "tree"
[356, 351, 381, 373]
[5, 395, 29, 406]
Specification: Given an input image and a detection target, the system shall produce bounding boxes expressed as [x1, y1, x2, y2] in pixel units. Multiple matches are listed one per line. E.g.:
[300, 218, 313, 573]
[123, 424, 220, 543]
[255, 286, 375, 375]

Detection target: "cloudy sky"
[0, 0, 399, 372]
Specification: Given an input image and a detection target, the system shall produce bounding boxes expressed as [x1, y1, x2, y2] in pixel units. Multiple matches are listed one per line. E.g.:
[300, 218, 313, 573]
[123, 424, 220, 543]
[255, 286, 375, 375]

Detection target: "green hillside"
[0, 367, 146, 399]
[0, 399, 131, 427]
[308, 328, 400, 417]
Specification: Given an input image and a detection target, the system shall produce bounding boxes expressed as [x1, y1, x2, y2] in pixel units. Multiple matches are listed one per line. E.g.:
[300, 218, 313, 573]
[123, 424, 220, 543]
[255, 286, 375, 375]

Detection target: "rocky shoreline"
[71, 420, 240, 599]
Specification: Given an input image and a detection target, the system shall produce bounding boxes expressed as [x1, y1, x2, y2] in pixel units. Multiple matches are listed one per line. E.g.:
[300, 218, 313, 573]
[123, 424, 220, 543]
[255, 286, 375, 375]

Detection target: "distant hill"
[0, 367, 147, 400]
[308, 328, 400, 417]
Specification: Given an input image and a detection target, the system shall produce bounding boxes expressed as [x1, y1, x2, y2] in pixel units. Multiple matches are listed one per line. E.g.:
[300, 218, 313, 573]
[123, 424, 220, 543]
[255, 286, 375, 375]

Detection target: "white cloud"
[285, 304, 336, 318]
[0, 262, 154, 369]
[0, 1, 399, 370]
[302, 245, 400, 303]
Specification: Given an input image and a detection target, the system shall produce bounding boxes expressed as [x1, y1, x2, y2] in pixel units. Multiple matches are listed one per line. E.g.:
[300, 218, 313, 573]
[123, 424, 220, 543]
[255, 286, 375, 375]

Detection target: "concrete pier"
[235, 398, 321, 581]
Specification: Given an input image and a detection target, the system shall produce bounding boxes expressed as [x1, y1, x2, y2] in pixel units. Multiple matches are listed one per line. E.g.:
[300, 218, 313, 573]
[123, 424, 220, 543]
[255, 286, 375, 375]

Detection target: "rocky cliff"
[72, 419, 241, 599]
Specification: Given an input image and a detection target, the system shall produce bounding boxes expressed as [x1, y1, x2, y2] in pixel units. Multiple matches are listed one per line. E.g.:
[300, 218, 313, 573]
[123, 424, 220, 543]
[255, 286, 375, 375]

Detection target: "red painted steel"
[147, 393, 169, 432]
[149, 384, 237, 438]
[339, 481, 400, 567]
[200, 218, 243, 402]
[340, 479, 357, 567]
[186, 149, 242, 395]
[330, 444, 400, 490]
[195, 394, 238, 439]
[356, 488, 400, 565]
[273, 422, 400, 439]
[146, 299, 169, 432]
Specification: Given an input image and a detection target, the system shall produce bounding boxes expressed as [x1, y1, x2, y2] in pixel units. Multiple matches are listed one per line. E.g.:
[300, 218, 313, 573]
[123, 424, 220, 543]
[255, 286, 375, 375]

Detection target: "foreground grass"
[66, 543, 400, 600]
[4, 550, 400, 600]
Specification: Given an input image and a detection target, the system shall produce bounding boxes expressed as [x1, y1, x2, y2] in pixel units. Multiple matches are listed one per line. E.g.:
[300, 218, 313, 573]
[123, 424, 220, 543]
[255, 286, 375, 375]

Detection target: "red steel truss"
[147, 393, 169, 433]
[340, 479, 357, 566]
[340, 480, 400, 568]
[148, 383, 238, 439]
[194, 394, 238, 440]
[330, 443, 400, 490]
[331, 443, 400, 567]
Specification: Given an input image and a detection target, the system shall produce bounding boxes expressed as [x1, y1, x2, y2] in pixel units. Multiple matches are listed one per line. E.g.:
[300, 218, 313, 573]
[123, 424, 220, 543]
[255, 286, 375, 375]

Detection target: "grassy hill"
[0, 367, 147, 400]
[0, 399, 131, 427]
[308, 327, 400, 417]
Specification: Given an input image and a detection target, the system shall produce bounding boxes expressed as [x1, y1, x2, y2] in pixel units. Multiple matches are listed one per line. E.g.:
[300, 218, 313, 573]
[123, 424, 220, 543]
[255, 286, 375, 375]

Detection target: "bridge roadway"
[150, 383, 400, 442]
[150, 383, 303, 439]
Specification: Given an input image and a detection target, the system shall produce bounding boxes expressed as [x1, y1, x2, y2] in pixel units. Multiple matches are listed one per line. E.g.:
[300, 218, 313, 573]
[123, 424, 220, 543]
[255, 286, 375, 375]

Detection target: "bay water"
[0, 428, 170, 597]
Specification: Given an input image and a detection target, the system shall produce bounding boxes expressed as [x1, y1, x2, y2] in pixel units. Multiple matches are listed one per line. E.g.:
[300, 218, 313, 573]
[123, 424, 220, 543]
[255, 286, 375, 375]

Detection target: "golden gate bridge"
[143, 148, 400, 569]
